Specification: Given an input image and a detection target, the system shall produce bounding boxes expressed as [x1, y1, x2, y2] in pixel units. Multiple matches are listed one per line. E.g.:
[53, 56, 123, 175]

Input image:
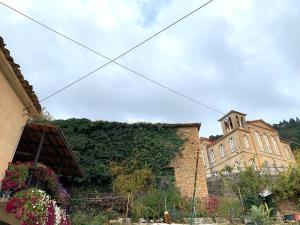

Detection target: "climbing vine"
[50, 119, 185, 190]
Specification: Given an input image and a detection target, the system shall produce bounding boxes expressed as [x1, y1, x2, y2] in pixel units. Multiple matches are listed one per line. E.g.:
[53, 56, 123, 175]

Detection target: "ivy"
[50, 119, 185, 189]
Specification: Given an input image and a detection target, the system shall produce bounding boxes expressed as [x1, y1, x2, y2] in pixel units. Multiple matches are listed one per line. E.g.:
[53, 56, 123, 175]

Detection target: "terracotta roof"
[0, 36, 41, 112]
[218, 110, 247, 121]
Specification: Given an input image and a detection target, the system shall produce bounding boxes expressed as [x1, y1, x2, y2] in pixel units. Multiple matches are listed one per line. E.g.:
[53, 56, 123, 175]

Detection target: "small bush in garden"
[71, 210, 107, 225]
[218, 197, 242, 222]
[204, 196, 220, 222]
[131, 188, 190, 222]
[249, 204, 273, 225]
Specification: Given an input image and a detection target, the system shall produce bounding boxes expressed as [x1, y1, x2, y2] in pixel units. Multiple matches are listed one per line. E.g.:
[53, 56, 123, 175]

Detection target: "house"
[0, 36, 83, 225]
[202, 110, 296, 176]
[0, 36, 41, 181]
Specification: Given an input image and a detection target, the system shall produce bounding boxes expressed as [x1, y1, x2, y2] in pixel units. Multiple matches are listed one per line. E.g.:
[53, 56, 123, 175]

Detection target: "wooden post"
[27, 131, 46, 186]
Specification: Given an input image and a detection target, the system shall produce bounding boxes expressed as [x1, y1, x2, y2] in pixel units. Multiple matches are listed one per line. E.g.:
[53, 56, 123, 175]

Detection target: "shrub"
[249, 204, 273, 225]
[218, 197, 242, 221]
[131, 188, 183, 222]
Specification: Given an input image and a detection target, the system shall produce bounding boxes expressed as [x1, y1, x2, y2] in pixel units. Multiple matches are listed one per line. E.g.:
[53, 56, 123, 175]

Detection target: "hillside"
[273, 118, 300, 150]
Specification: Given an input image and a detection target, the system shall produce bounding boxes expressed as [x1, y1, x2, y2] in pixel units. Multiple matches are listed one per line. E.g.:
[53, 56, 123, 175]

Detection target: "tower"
[218, 110, 247, 135]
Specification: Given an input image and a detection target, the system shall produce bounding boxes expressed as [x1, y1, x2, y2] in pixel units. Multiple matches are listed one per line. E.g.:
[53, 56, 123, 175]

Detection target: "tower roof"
[218, 110, 247, 121]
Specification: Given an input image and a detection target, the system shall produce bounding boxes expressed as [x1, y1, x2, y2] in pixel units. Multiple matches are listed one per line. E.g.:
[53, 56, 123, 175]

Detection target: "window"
[271, 136, 280, 155]
[243, 135, 250, 149]
[255, 132, 264, 151]
[285, 146, 291, 160]
[201, 149, 206, 167]
[219, 144, 225, 158]
[229, 137, 235, 152]
[263, 134, 272, 153]
[240, 117, 244, 128]
[210, 149, 216, 163]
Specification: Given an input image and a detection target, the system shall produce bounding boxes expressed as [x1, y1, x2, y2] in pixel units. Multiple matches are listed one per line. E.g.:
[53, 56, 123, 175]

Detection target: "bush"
[131, 188, 185, 222]
[231, 167, 270, 212]
[249, 204, 273, 225]
[218, 197, 242, 221]
[71, 212, 106, 225]
[272, 165, 300, 203]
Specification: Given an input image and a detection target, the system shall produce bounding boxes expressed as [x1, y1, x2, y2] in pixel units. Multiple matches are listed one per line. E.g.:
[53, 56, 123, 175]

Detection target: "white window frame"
[271, 136, 280, 155]
[201, 149, 206, 167]
[229, 137, 236, 152]
[263, 134, 272, 153]
[255, 132, 264, 152]
[285, 146, 292, 160]
[219, 144, 225, 158]
[210, 149, 216, 163]
[243, 135, 250, 149]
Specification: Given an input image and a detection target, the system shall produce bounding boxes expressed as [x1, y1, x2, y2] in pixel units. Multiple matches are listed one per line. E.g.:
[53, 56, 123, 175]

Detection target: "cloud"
[0, 0, 299, 137]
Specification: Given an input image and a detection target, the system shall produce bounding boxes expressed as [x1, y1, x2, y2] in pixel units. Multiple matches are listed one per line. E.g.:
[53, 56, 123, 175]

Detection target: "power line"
[0, 0, 224, 115]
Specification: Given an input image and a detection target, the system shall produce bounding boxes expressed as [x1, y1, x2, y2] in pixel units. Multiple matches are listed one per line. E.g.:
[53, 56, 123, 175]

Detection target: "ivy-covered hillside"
[50, 119, 184, 188]
[273, 118, 300, 150]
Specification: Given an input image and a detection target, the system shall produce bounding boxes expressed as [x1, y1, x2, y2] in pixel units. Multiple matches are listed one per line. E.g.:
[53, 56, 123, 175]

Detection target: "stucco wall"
[0, 69, 28, 181]
[171, 126, 208, 199]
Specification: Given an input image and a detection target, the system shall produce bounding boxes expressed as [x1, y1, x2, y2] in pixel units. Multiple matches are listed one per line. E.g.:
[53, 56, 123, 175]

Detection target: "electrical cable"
[0, 0, 224, 115]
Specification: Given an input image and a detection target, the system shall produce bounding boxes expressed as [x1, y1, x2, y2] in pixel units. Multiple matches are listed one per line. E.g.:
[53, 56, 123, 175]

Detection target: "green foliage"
[232, 167, 270, 211]
[273, 118, 300, 150]
[112, 168, 153, 194]
[218, 197, 242, 221]
[71, 211, 107, 225]
[272, 165, 300, 202]
[131, 188, 185, 222]
[49, 119, 184, 189]
[249, 204, 273, 225]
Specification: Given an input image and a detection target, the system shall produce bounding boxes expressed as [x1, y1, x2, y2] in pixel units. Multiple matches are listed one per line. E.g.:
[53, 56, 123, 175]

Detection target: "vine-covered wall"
[50, 119, 185, 189]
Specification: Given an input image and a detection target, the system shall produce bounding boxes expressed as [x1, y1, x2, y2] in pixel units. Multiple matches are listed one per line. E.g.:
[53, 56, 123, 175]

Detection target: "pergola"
[13, 123, 84, 177]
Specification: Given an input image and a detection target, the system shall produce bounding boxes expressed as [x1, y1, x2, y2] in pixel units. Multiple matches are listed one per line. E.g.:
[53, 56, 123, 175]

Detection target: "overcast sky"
[1, 0, 299, 137]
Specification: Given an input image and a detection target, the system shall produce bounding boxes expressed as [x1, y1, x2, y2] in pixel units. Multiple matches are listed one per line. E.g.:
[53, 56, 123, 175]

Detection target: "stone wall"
[171, 126, 208, 199]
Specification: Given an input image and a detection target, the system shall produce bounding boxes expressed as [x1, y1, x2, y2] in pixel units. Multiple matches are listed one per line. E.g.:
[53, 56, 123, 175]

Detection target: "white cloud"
[0, 0, 299, 137]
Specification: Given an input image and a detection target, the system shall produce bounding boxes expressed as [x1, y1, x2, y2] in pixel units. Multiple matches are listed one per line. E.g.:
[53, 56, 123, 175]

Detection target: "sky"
[0, 0, 299, 137]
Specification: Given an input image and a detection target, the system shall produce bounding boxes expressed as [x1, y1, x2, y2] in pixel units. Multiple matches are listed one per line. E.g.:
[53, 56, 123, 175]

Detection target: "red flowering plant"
[6, 188, 71, 225]
[205, 196, 220, 222]
[1, 162, 31, 193]
[1, 162, 71, 207]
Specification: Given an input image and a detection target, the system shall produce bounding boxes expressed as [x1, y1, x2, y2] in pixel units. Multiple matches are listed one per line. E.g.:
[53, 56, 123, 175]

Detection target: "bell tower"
[218, 110, 247, 135]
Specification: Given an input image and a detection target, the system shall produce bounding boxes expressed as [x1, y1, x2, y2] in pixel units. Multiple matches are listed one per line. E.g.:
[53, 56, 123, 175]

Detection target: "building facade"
[0, 36, 41, 180]
[202, 110, 296, 177]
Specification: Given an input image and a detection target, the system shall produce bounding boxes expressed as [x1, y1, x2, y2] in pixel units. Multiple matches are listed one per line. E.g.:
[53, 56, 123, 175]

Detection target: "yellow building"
[0, 36, 41, 181]
[202, 110, 296, 177]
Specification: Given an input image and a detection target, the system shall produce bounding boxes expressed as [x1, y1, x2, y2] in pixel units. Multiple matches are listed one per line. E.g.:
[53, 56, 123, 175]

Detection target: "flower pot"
[294, 213, 300, 221]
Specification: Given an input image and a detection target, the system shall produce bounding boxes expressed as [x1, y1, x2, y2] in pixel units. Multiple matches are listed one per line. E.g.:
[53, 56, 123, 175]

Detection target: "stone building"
[0, 36, 41, 181]
[170, 124, 208, 199]
[201, 110, 296, 177]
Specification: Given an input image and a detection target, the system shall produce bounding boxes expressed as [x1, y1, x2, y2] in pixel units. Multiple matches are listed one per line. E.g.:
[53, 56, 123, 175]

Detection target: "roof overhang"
[0, 36, 41, 117]
[13, 123, 84, 177]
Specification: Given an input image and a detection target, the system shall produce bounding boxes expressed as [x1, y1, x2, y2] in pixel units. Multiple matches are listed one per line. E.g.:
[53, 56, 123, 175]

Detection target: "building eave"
[0, 36, 41, 117]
